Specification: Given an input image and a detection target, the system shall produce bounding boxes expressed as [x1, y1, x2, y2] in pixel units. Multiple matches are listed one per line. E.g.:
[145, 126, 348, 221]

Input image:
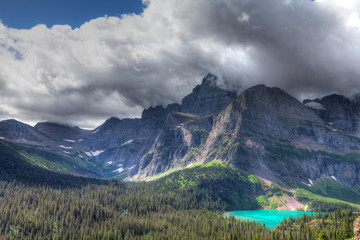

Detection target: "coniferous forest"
[0, 146, 358, 239]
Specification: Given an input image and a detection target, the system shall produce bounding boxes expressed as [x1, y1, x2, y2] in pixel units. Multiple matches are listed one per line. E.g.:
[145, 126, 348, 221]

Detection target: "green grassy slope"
[295, 178, 360, 204]
[0, 139, 101, 177]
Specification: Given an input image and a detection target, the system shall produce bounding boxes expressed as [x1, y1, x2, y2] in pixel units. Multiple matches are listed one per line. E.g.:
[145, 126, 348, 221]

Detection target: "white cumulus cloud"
[0, 0, 360, 128]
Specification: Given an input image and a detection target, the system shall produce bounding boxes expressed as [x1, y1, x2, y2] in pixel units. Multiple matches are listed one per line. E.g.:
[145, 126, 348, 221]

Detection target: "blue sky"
[0, 0, 144, 29]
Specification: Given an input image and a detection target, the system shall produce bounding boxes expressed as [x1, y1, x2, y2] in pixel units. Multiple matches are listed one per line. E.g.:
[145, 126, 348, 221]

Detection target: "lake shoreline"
[224, 209, 315, 230]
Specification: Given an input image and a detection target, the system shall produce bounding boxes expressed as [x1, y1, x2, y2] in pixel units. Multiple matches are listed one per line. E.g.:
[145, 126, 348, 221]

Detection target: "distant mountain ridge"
[0, 74, 360, 191]
[304, 94, 360, 137]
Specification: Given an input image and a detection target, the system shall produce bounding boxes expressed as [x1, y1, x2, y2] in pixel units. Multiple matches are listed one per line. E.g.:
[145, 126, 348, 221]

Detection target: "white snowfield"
[308, 179, 314, 186]
[59, 145, 72, 149]
[113, 167, 124, 173]
[91, 129, 100, 134]
[304, 101, 326, 110]
[63, 139, 76, 142]
[84, 150, 105, 157]
[120, 139, 133, 147]
[92, 150, 105, 156]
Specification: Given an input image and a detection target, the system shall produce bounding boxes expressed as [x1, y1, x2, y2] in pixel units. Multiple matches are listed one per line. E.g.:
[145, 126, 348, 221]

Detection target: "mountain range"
[1, 73, 360, 197]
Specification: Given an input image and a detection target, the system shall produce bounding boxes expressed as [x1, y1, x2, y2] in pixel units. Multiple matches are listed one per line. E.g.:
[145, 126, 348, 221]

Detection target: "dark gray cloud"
[0, 0, 359, 128]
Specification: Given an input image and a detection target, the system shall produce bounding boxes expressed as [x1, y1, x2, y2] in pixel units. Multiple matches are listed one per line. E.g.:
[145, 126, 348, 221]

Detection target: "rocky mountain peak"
[0, 119, 49, 143]
[305, 93, 360, 136]
[103, 117, 122, 125]
[35, 122, 81, 131]
[141, 103, 181, 122]
[34, 121, 90, 140]
[239, 84, 319, 120]
[201, 73, 217, 86]
[141, 105, 167, 120]
[180, 73, 237, 116]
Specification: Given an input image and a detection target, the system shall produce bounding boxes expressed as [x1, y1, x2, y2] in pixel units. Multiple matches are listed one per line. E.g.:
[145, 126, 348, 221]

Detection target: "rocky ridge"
[0, 74, 360, 188]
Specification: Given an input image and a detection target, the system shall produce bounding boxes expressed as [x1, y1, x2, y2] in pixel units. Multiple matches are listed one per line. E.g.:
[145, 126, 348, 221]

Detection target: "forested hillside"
[0, 149, 357, 239]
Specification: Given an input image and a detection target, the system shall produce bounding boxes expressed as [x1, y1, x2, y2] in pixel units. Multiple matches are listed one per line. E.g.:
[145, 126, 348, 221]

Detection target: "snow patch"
[59, 145, 72, 149]
[113, 167, 124, 173]
[84, 150, 105, 157]
[63, 139, 75, 143]
[308, 179, 313, 186]
[187, 163, 194, 168]
[63, 151, 71, 154]
[108, 161, 113, 165]
[120, 139, 133, 147]
[304, 102, 326, 110]
[85, 152, 92, 157]
[128, 165, 136, 169]
[0, 137, 4, 140]
[91, 129, 99, 134]
[78, 139, 84, 142]
[92, 150, 104, 156]
[331, 176, 338, 181]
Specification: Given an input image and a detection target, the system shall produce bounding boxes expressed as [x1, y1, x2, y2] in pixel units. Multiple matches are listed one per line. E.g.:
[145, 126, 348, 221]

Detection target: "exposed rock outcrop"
[0, 119, 53, 145]
[180, 73, 237, 116]
[136, 84, 360, 188]
[304, 94, 360, 137]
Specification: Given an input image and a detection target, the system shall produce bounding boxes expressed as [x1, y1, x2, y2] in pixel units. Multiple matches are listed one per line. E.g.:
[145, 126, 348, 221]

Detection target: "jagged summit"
[201, 73, 217, 85]
[141, 104, 180, 121]
[140, 73, 235, 118]
[180, 73, 237, 116]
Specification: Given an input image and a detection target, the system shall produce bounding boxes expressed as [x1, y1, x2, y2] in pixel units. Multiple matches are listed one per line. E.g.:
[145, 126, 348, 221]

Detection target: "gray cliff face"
[136, 112, 213, 178]
[0, 119, 53, 145]
[203, 85, 360, 186]
[180, 73, 237, 116]
[304, 94, 360, 137]
[80, 117, 141, 151]
[35, 122, 91, 141]
[136, 84, 360, 187]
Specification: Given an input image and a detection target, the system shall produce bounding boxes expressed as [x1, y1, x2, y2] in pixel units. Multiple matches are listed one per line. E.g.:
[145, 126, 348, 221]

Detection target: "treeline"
[275, 210, 356, 240]
[0, 178, 271, 239]
[0, 149, 357, 239]
[0, 178, 356, 239]
[309, 200, 358, 212]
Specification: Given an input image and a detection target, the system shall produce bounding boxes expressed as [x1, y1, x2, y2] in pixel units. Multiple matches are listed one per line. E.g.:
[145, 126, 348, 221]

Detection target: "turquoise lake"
[225, 210, 314, 229]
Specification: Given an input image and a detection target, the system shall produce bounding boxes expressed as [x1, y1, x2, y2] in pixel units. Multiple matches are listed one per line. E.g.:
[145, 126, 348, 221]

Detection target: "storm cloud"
[0, 0, 360, 128]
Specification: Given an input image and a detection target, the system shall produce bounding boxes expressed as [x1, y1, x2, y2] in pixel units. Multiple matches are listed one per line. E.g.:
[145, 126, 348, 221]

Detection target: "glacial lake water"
[225, 210, 314, 229]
